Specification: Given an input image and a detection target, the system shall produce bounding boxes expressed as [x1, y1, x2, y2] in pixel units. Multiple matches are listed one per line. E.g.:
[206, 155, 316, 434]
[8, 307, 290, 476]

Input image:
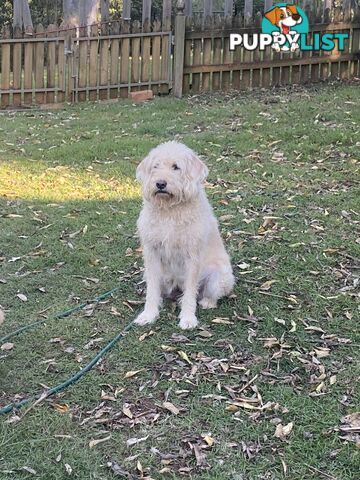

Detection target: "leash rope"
[0, 286, 135, 415]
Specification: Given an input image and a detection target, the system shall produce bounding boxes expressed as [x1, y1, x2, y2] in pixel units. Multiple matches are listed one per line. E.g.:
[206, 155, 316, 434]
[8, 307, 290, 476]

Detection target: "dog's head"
[136, 141, 208, 207]
[265, 5, 302, 33]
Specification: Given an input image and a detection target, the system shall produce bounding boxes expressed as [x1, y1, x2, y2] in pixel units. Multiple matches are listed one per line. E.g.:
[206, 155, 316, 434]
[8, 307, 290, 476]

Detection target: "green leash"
[0, 286, 135, 415]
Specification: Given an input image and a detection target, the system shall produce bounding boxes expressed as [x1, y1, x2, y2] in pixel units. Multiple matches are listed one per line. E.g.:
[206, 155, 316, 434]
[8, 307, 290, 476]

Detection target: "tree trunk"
[79, 0, 98, 26]
[22, 0, 33, 30]
[63, 0, 80, 26]
[13, 0, 33, 30]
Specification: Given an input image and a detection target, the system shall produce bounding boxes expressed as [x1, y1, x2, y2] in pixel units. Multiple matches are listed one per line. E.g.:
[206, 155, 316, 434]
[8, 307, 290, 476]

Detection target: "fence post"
[173, 0, 186, 98]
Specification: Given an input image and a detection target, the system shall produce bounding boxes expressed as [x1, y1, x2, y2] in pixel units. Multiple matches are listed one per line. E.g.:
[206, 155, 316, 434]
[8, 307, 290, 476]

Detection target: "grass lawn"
[0, 82, 359, 480]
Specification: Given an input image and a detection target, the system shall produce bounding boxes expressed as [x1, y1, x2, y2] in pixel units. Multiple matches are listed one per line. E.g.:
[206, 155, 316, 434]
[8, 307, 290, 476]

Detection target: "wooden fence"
[0, 18, 172, 107]
[180, 5, 360, 94]
[0, 1, 359, 107]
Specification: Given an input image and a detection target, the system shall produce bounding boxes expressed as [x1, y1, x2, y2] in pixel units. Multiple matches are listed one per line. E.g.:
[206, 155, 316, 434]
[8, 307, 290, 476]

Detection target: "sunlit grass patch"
[0, 158, 140, 201]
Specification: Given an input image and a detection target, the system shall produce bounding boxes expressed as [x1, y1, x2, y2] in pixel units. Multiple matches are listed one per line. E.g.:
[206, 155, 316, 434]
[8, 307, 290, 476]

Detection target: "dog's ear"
[191, 153, 209, 182]
[287, 5, 298, 15]
[136, 156, 149, 183]
[265, 7, 280, 25]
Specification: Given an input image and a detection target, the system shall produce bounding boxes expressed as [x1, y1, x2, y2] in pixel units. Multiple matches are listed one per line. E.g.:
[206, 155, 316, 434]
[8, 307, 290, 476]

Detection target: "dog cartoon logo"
[262, 3, 309, 52]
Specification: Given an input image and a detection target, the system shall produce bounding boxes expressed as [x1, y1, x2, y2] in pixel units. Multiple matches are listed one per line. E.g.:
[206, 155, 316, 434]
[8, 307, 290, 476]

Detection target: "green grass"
[0, 83, 359, 480]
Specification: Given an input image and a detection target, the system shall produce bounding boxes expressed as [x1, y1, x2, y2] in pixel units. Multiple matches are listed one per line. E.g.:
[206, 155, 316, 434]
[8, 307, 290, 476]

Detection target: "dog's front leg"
[179, 261, 200, 330]
[134, 246, 162, 326]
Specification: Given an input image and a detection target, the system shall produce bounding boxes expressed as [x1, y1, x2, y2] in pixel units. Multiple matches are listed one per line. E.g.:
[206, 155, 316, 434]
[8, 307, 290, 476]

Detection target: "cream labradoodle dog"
[134, 141, 235, 330]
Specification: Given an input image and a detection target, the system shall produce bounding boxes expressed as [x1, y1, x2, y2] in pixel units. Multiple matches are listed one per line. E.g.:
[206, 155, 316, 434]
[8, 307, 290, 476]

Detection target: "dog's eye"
[172, 164, 180, 171]
[280, 13, 285, 19]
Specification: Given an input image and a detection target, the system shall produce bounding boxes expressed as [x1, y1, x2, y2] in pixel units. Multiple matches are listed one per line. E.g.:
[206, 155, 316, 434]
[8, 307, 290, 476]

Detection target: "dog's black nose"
[156, 181, 167, 190]
[292, 13, 300, 20]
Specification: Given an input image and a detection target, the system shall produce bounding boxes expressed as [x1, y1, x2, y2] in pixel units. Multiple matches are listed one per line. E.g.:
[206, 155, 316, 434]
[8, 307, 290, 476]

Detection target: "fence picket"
[35, 25, 45, 103]
[120, 20, 130, 98]
[24, 27, 34, 104]
[232, 15, 242, 90]
[58, 26, 65, 103]
[252, 12, 262, 88]
[183, 17, 193, 93]
[212, 16, 222, 90]
[222, 16, 232, 90]
[99, 23, 110, 100]
[202, 16, 212, 91]
[0, 26, 10, 108]
[160, 14, 171, 94]
[13, 26, 23, 106]
[46, 25, 57, 104]
[131, 20, 141, 91]
[152, 19, 162, 95]
[191, 17, 202, 92]
[88, 24, 98, 101]
[110, 21, 120, 98]
[241, 14, 252, 89]
[78, 26, 88, 102]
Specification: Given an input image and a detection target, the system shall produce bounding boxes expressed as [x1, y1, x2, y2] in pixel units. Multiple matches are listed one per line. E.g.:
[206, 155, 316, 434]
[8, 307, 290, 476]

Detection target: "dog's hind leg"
[199, 267, 235, 310]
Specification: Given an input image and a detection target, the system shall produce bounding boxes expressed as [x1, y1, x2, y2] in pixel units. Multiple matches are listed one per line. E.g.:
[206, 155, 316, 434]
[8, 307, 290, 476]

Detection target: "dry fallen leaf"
[203, 435, 215, 447]
[274, 422, 294, 440]
[212, 317, 233, 325]
[177, 350, 192, 365]
[53, 403, 69, 413]
[0, 308, 4, 326]
[260, 280, 277, 290]
[124, 369, 144, 379]
[122, 404, 133, 419]
[64, 463, 72, 475]
[16, 293, 28, 302]
[163, 401, 180, 415]
[126, 435, 149, 447]
[314, 347, 330, 358]
[339, 412, 360, 446]
[1, 342, 14, 351]
[89, 435, 111, 449]
[138, 330, 155, 342]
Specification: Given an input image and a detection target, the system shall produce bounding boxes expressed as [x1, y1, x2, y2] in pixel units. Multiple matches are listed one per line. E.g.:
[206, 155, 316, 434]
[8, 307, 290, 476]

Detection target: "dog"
[134, 141, 235, 330]
[265, 4, 302, 52]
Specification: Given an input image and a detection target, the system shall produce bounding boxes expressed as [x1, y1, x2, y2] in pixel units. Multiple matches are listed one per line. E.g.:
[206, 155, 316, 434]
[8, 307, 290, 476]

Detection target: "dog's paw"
[134, 310, 158, 326]
[199, 297, 217, 310]
[179, 314, 198, 330]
